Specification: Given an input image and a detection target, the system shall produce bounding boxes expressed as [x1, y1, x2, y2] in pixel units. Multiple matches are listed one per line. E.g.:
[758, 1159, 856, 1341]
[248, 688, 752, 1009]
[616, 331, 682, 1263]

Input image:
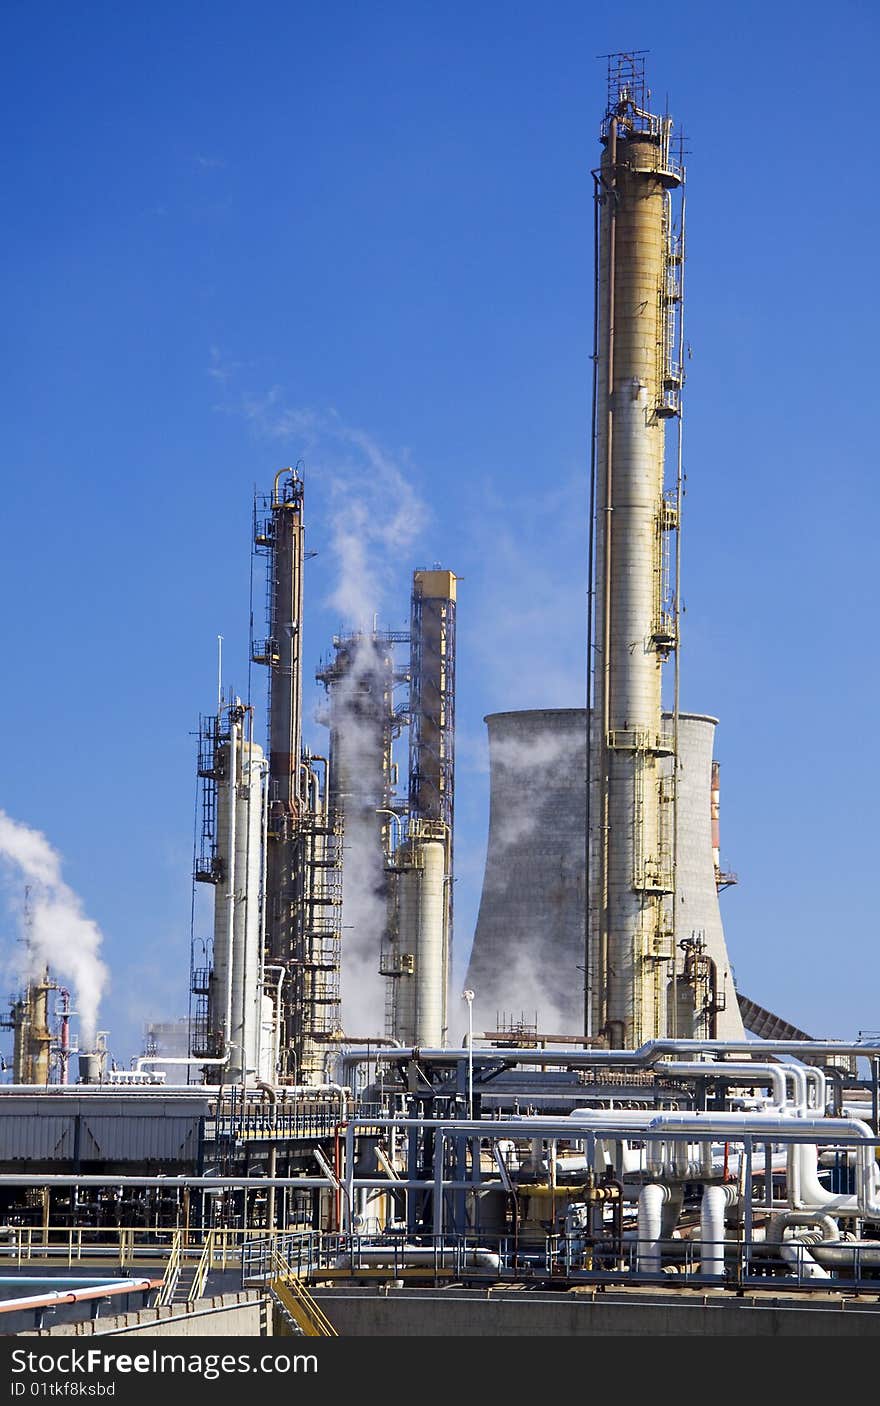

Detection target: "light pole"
[461, 989, 475, 1119]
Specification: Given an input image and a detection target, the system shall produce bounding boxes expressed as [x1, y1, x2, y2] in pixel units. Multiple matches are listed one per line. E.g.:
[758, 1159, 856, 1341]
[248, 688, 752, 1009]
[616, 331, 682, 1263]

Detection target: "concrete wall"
[312, 1285, 880, 1337]
[17, 1291, 268, 1338]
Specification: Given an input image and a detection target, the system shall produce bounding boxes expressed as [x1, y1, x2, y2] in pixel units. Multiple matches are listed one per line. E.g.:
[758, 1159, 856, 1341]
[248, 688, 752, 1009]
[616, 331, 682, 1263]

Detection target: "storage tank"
[389, 824, 448, 1047]
[413, 834, 446, 1046]
[77, 1051, 102, 1084]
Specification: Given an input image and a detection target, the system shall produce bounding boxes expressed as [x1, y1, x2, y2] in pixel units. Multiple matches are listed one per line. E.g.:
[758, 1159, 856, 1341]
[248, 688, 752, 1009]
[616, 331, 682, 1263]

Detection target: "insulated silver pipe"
[339, 1038, 880, 1081]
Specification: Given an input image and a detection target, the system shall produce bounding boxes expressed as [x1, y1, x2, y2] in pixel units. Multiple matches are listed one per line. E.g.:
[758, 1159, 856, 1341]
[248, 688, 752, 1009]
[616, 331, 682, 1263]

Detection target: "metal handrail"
[269, 1249, 338, 1337]
[186, 1228, 216, 1303]
[0, 1223, 290, 1272]
[153, 1230, 182, 1307]
[6, 1221, 877, 1297]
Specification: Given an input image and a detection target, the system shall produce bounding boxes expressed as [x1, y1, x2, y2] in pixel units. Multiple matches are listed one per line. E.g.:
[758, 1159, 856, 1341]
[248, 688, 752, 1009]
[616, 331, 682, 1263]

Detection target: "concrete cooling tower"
[464, 708, 743, 1042]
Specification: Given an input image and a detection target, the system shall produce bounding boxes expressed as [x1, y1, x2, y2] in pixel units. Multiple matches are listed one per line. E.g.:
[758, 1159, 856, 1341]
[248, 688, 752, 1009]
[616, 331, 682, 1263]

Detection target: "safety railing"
[7, 1222, 877, 1298]
[244, 1229, 880, 1296]
[268, 1250, 338, 1337]
[212, 1107, 340, 1142]
[186, 1228, 216, 1304]
[153, 1230, 182, 1307]
[0, 1223, 293, 1274]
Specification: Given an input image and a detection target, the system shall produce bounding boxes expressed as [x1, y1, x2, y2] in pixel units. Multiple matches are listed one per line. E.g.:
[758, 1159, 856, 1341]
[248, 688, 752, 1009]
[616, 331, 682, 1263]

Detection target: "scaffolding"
[292, 804, 344, 1082]
[189, 710, 225, 1060]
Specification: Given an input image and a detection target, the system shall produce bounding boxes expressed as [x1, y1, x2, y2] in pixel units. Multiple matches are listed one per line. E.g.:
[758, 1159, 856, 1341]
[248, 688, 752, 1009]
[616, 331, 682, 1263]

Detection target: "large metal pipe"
[0, 1175, 338, 1189]
[333, 1247, 501, 1272]
[0, 1278, 158, 1317]
[700, 1184, 730, 1279]
[595, 112, 617, 1041]
[338, 1037, 880, 1082]
[654, 1061, 790, 1112]
[636, 1182, 668, 1273]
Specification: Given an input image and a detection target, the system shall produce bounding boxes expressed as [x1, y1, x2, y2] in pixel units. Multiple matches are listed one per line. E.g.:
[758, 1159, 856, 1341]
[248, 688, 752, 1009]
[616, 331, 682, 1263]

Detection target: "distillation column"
[206, 705, 265, 1083]
[385, 570, 456, 1045]
[9, 969, 54, 1085]
[589, 71, 683, 1047]
[252, 469, 344, 1083]
[255, 470, 305, 1076]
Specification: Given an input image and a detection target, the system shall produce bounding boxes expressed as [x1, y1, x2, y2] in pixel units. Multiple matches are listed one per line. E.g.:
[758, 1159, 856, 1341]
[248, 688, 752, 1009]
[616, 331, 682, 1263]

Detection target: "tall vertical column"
[589, 70, 683, 1047]
[261, 469, 304, 962]
[254, 470, 307, 1077]
[207, 706, 265, 1082]
[405, 569, 456, 1043]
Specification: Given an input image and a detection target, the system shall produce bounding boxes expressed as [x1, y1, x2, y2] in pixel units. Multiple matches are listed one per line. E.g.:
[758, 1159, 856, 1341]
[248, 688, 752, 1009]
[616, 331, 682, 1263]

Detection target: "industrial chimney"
[588, 55, 685, 1047]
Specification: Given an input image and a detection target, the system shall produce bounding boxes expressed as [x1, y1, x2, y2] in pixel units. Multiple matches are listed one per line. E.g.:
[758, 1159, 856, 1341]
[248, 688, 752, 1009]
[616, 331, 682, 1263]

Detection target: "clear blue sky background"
[1, 0, 877, 1062]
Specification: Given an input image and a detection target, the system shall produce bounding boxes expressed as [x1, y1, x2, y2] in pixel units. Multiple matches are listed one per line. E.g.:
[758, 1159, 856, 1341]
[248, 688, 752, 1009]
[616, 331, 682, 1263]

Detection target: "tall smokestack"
[588, 55, 684, 1047]
[405, 569, 456, 1042]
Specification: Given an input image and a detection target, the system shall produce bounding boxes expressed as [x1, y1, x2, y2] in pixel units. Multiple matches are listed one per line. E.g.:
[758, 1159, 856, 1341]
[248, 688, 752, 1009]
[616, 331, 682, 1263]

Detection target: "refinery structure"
[2, 56, 880, 1339]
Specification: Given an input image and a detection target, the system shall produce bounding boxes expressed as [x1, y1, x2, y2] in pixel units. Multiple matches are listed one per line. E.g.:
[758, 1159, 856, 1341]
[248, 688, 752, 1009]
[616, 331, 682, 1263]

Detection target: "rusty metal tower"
[253, 469, 342, 1081]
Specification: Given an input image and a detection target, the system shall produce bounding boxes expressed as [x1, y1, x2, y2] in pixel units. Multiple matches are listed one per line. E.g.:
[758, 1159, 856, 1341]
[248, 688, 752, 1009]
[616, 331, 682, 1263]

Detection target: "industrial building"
[2, 55, 880, 1339]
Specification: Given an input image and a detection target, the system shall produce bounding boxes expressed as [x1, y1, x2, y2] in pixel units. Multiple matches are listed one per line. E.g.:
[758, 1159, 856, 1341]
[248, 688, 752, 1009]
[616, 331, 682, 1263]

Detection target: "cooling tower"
[669, 713, 742, 1041]
[464, 710, 587, 1036]
[463, 708, 743, 1041]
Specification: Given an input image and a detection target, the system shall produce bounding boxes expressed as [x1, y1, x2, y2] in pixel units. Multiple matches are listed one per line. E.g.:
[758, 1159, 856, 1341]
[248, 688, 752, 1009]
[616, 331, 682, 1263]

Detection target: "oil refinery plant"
[2, 56, 880, 1339]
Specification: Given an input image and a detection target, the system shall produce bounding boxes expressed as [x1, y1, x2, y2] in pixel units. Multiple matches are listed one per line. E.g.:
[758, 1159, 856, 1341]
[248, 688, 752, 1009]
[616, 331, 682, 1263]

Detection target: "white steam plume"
[468, 726, 586, 1040]
[242, 398, 426, 630]
[469, 946, 575, 1046]
[488, 727, 574, 854]
[0, 810, 109, 1047]
[320, 428, 424, 1038]
[330, 637, 395, 1039]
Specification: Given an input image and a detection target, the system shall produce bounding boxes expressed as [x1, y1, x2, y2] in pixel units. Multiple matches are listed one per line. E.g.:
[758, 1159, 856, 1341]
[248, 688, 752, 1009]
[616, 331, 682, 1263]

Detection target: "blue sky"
[1, 0, 878, 1062]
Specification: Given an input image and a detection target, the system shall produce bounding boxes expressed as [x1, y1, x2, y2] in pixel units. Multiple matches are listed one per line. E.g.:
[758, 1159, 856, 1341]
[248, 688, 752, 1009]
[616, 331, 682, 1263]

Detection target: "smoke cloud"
[242, 397, 426, 630]
[467, 722, 587, 1039]
[0, 810, 109, 1047]
[488, 727, 575, 854]
[468, 944, 577, 1044]
[328, 637, 395, 1039]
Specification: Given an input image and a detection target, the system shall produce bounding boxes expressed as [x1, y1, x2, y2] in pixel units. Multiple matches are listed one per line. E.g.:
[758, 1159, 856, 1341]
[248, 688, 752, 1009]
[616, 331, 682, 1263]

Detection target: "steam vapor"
[0, 810, 109, 1047]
